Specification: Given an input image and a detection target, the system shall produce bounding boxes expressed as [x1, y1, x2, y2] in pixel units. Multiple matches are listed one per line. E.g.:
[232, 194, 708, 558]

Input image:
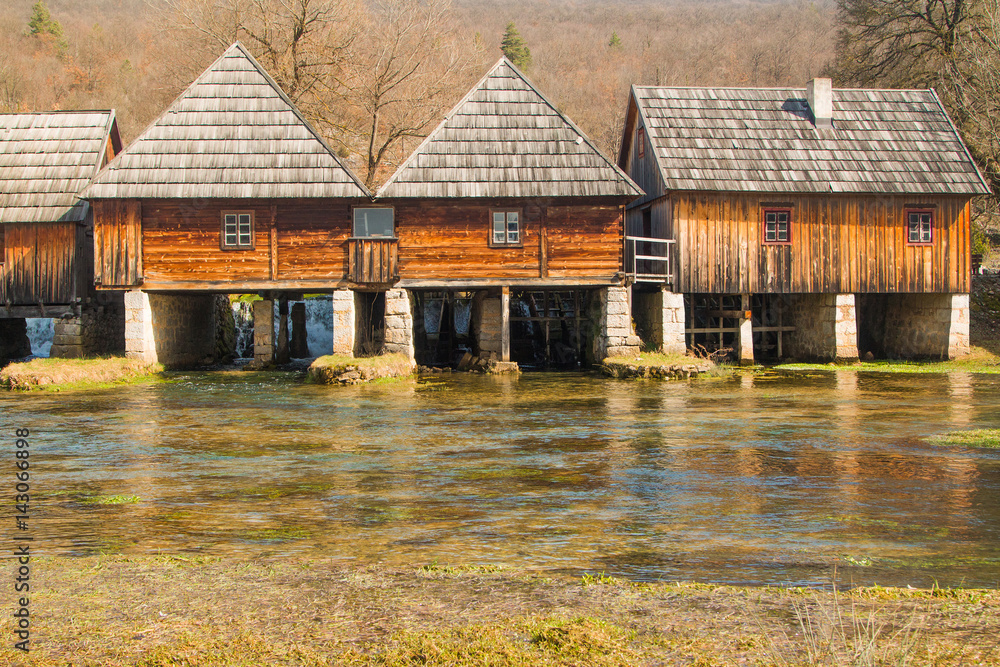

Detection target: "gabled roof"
[622, 85, 990, 196]
[85, 42, 369, 200]
[379, 57, 641, 199]
[0, 111, 119, 224]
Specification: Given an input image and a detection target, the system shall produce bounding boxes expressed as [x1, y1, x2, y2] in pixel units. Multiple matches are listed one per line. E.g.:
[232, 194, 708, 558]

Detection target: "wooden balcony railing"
[348, 237, 399, 285]
[625, 236, 675, 284]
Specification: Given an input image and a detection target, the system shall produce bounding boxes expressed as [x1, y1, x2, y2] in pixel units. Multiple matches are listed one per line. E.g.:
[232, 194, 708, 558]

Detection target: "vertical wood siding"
[1, 222, 76, 304]
[93, 200, 142, 287]
[672, 192, 971, 294]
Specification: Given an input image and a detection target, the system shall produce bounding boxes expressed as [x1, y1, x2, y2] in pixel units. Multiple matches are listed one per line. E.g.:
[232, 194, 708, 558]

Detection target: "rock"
[863, 351, 874, 361]
[457, 351, 474, 371]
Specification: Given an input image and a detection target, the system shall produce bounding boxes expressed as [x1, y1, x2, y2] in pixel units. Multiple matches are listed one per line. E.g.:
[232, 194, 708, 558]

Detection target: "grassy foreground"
[929, 428, 1000, 448]
[2, 556, 997, 666]
[0, 356, 163, 391]
[774, 345, 1000, 374]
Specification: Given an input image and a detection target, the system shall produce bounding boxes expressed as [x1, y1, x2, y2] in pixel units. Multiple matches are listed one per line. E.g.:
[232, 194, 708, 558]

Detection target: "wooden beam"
[501, 285, 510, 362]
[0, 305, 76, 318]
[398, 277, 621, 288]
[539, 210, 548, 278]
[269, 204, 278, 281]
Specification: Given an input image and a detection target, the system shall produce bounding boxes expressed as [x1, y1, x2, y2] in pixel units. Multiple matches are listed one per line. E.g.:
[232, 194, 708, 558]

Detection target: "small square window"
[491, 210, 520, 246]
[222, 211, 254, 249]
[353, 207, 394, 238]
[907, 211, 933, 244]
[763, 208, 791, 244]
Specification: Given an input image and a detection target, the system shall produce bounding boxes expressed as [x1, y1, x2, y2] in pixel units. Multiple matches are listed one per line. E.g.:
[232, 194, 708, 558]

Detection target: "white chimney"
[807, 78, 833, 129]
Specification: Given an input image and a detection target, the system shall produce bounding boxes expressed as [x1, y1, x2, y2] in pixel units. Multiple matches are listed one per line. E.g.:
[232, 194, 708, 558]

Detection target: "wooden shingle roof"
[1, 111, 118, 224]
[85, 42, 369, 199]
[378, 58, 641, 199]
[626, 85, 990, 195]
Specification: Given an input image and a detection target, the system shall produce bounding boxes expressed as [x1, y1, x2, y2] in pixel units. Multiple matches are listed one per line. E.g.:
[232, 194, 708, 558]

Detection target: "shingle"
[84, 42, 369, 200]
[632, 85, 990, 195]
[0, 111, 115, 223]
[379, 58, 641, 199]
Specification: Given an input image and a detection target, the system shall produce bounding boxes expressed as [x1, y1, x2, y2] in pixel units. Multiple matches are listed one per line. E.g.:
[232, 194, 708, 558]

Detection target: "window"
[491, 210, 520, 246]
[907, 210, 933, 244]
[763, 208, 792, 244]
[221, 212, 254, 249]
[637, 126, 645, 159]
[353, 207, 394, 238]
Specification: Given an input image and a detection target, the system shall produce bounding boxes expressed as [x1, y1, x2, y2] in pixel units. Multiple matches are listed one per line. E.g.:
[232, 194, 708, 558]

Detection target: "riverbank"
[600, 352, 714, 378]
[3, 556, 995, 666]
[0, 356, 163, 391]
[772, 344, 1000, 374]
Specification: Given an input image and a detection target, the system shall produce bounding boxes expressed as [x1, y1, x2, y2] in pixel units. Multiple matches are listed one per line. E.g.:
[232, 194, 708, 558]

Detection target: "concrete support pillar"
[661, 289, 686, 355]
[124, 289, 157, 364]
[476, 292, 503, 359]
[738, 294, 754, 365]
[253, 298, 274, 365]
[834, 293, 860, 362]
[383, 288, 414, 361]
[331, 289, 355, 356]
[595, 286, 640, 360]
[501, 286, 510, 362]
[948, 293, 971, 359]
[786, 293, 858, 362]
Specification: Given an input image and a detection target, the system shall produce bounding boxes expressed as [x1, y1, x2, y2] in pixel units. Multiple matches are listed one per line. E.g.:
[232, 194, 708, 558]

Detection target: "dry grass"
[306, 353, 415, 385]
[2, 556, 997, 666]
[928, 428, 1000, 448]
[0, 356, 163, 391]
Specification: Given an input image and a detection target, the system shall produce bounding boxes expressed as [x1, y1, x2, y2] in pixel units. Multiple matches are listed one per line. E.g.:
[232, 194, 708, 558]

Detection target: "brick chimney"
[807, 78, 833, 129]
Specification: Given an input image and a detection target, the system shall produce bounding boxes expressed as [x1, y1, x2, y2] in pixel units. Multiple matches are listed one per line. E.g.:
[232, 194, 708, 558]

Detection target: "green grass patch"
[84, 494, 140, 505]
[928, 428, 1000, 448]
[1, 356, 163, 391]
[306, 353, 414, 385]
[774, 345, 1000, 374]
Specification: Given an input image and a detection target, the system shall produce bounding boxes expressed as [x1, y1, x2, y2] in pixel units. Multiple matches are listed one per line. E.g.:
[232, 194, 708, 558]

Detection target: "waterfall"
[229, 296, 334, 359]
[25, 318, 53, 358]
[231, 301, 254, 359]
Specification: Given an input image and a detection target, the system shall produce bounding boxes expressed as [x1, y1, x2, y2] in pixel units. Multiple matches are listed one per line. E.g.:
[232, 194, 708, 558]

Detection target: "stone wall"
[861, 293, 970, 359]
[253, 298, 274, 365]
[593, 286, 640, 360]
[632, 287, 686, 355]
[383, 289, 414, 360]
[784, 293, 859, 362]
[331, 290, 355, 356]
[475, 292, 503, 358]
[126, 290, 218, 367]
[50, 293, 126, 359]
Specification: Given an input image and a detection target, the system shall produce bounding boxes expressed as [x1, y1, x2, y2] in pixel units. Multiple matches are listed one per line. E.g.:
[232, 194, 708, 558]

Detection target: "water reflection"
[3, 369, 999, 587]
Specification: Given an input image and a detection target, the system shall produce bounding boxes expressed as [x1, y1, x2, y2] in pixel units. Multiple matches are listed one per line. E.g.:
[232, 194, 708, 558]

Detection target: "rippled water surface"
[4, 370, 1000, 587]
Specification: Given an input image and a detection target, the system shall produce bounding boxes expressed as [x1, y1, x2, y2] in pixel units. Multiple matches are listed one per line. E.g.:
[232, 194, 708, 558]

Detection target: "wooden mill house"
[618, 79, 990, 362]
[83, 43, 372, 367]
[0, 110, 124, 361]
[375, 57, 642, 369]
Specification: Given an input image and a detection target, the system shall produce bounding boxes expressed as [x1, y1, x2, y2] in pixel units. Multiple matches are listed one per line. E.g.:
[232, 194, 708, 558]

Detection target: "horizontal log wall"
[673, 192, 971, 294]
[1, 222, 78, 305]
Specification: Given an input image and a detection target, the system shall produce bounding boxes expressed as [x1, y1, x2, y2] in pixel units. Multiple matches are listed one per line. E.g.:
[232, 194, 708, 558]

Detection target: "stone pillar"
[124, 289, 157, 363]
[51, 317, 84, 359]
[878, 293, 970, 359]
[253, 298, 274, 365]
[290, 302, 309, 358]
[51, 296, 127, 360]
[632, 287, 686, 355]
[948, 294, 971, 359]
[383, 289, 414, 361]
[661, 289, 686, 355]
[331, 290, 355, 356]
[276, 297, 290, 364]
[738, 294, 754, 365]
[475, 292, 503, 358]
[595, 286, 640, 360]
[785, 293, 858, 362]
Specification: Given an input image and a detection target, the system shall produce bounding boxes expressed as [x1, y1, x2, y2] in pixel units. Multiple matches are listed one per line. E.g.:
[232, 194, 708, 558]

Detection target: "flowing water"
[3, 369, 999, 587]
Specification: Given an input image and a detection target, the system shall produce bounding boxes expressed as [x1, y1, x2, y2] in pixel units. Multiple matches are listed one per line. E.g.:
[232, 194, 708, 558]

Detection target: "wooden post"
[276, 295, 290, 364]
[269, 204, 278, 281]
[539, 210, 548, 279]
[739, 293, 754, 366]
[501, 286, 510, 362]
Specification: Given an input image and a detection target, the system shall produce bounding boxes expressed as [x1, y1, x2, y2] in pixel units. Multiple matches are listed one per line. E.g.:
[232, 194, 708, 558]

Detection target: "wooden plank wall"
[93, 200, 142, 287]
[672, 192, 971, 294]
[391, 200, 622, 281]
[1, 222, 76, 305]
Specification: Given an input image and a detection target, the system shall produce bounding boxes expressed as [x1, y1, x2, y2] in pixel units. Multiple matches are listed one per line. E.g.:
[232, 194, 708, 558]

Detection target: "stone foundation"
[785, 293, 859, 362]
[253, 299, 274, 365]
[50, 293, 126, 359]
[126, 291, 217, 367]
[859, 293, 969, 359]
[383, 289, 415, 361]
[331, 289, 355, 356]
[475, 291, 504, 359]
[632, 287, 686, 355]
[593, 286, 640, 360]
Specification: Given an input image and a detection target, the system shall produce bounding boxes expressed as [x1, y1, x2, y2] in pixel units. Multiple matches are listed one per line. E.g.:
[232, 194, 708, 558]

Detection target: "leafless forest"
[0, 0, 837, 186]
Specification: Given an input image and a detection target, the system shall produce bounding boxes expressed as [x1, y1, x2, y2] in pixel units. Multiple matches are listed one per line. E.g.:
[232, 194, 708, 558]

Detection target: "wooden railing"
[625, 236, 674, 284]
[348, 237, 399, 285]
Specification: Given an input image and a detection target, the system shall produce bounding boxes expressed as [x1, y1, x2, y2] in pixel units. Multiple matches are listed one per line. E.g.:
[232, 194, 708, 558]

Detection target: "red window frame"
[637, 126, 645, 159]
[906, 209, 934, 245]
[761, 208, 792, 245]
